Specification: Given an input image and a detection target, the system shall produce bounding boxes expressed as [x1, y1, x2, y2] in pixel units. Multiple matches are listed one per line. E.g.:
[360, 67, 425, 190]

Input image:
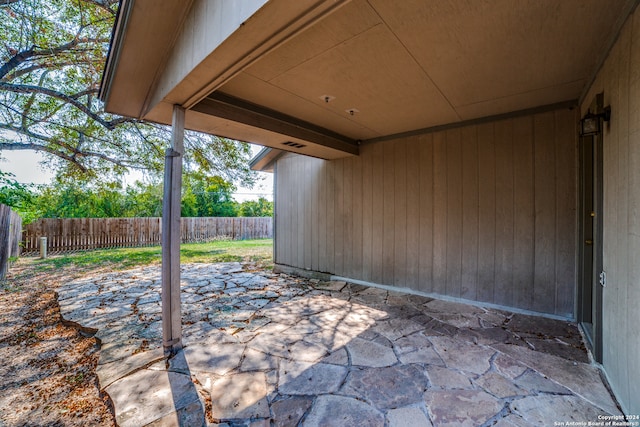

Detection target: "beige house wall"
[274, 107, 578, 318]
[581, 9, 640, 415]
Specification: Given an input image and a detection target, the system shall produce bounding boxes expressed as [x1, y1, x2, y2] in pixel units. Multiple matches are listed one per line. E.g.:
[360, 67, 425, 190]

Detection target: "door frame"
[577, 94, 604, 363]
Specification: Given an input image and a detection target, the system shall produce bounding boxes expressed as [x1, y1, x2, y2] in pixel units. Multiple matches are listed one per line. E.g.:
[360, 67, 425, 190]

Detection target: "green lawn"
[30, 239, 273, 273]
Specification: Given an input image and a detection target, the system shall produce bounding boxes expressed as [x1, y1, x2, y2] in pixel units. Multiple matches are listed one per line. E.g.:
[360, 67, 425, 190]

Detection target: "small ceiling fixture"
[320, 95, 335, 103]
[346, 108, 359, 116]
[580, 106, 611, 136]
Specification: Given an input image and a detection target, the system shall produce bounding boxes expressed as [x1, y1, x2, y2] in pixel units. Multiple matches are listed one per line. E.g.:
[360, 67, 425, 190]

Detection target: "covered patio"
[99, 0, 640, 418]
[58, 263, 620, 426]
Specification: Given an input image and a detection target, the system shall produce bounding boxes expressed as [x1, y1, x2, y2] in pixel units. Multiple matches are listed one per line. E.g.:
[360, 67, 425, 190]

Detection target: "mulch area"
[0, 259, 115, 427]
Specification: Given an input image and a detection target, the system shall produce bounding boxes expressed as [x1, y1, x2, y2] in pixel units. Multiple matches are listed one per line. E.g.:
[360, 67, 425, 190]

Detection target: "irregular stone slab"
[430, 336, 494, 375]
[421, 318, 459, 337]
[514, 370, 571, 395]
[304, 395, 384, 427]
[493, 343, 620, 415]
[520, 337, 589, 363]
[303, 327, 354, 351]
[346, 337, 397, 367]
[475, 371, 527, 398]
[99, 339, 152, 365]
[426, 366, 471, 389]
[387, 406, 432, 427]
[492, 414, 536, 427]
[373, 318, 425, 341]
[288, 340, 329, 362]
[395, 333, 444, 366]
[145, 400, 205, 427]
[105, 369, 204, 427]
[271, 396, 313, 427]
[456, 327, 514, 345]
[308, 307, 379, 336]
[429, 312, 481, 329]
[209, 372, 270, 420]
[510, 395, 610, 425]
[477, 310, 510, 327]
[341, 365, 428, 409]
[320, 347, 349, 365]
[425, 389, 502, 427]
[249, 332, 298, 358]
[493, 353, 528, 379]
[97, 348, 164, 388]
[183, 343, 245, 376]
[278, 360, 347, 395]
[240, 348, 278, 372]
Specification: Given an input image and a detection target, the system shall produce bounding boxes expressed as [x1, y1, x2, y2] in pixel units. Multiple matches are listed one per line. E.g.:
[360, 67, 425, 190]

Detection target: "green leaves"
[0, 0, 256, 188]
[22, 172, 269, 219]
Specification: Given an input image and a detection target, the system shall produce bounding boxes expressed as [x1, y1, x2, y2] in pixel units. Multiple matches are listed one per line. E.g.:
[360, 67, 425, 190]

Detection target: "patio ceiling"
[101, 0, 635, 159]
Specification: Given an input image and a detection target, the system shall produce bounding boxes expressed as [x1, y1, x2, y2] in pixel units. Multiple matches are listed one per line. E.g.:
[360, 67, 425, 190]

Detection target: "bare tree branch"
[82, 0, 117, 16]
[0, 81, 122, 129]
[3, 62, 79, 81]
[0, 141, 88, 172]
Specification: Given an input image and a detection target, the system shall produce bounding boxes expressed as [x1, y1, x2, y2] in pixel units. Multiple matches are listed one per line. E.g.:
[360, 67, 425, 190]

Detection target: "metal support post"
[161, 105, 185, 356]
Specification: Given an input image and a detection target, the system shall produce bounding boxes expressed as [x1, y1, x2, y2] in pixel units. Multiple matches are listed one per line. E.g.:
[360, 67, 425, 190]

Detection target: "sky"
[0, 144, 274, 202]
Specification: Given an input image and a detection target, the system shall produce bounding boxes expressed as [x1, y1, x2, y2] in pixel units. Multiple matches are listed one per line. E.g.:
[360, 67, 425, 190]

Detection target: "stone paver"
[425, 389, 503, 427]
[57, 263, 623, 426]
[209, 372, 270, 419]
[304, 395, 383, 427]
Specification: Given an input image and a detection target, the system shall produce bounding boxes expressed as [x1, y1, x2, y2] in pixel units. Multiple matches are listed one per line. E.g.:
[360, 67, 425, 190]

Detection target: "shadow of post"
[166, 349, 207, 427]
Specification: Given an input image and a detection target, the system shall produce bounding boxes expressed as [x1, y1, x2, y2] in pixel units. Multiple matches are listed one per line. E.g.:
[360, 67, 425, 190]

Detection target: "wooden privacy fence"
[0, 204, 23, 279]
[21, 217, 272, 255]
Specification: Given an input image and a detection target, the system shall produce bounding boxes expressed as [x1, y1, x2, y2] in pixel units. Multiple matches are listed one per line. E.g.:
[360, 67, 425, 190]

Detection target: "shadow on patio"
[57, 263, 621, 426]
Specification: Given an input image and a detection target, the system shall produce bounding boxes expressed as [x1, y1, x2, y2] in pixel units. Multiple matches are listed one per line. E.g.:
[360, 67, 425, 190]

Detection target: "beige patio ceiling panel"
[367, 0, 628, 114]
[220, 72, 380, 140]
[455, 79, 586, 120]
[245, 0, 382, 82]
[257, 24, 460, 136]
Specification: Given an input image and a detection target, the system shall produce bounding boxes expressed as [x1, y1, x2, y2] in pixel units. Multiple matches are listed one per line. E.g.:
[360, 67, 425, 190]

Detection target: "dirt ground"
[0, 259, 115, 427]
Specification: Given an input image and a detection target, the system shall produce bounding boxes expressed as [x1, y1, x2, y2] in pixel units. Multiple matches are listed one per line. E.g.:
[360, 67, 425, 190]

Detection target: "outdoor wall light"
[580, 106, 611, 136]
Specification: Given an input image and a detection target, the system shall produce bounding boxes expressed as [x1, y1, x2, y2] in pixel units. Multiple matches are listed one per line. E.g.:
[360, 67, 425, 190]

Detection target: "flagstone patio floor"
[57, 263, 622, 426]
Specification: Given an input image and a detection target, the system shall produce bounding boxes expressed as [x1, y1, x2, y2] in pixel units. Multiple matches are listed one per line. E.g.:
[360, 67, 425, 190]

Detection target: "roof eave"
[250, 147, 284, 173]
[98, 0, 131, 104]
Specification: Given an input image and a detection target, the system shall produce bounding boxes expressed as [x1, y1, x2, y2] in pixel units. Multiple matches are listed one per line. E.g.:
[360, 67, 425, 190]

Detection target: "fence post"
[40, 237, 47, 259]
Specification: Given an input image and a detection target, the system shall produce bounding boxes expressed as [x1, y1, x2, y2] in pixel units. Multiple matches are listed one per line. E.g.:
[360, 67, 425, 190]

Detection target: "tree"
[0, 170, 39, 222]
[0, 0, 255, 186]
[239, 198, 273, 217]
[182, 173, 239, 217]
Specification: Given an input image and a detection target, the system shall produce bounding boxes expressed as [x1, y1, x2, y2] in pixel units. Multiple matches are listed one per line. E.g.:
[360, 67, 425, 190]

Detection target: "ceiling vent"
[282, 141, 306, 149]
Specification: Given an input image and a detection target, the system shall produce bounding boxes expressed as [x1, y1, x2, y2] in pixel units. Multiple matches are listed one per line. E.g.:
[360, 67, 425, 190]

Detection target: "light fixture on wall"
[580, 106, 611, 136]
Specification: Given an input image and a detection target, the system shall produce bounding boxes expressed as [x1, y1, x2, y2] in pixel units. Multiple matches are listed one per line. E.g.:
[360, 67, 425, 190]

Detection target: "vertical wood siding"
[580, 10, 640, 415]
[275, 108, 578, 318]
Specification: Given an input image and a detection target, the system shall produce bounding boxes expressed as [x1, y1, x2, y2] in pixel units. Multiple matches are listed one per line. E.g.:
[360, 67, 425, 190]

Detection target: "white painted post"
[161, 105, 185, 356]
[39, 237, 47, 259]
